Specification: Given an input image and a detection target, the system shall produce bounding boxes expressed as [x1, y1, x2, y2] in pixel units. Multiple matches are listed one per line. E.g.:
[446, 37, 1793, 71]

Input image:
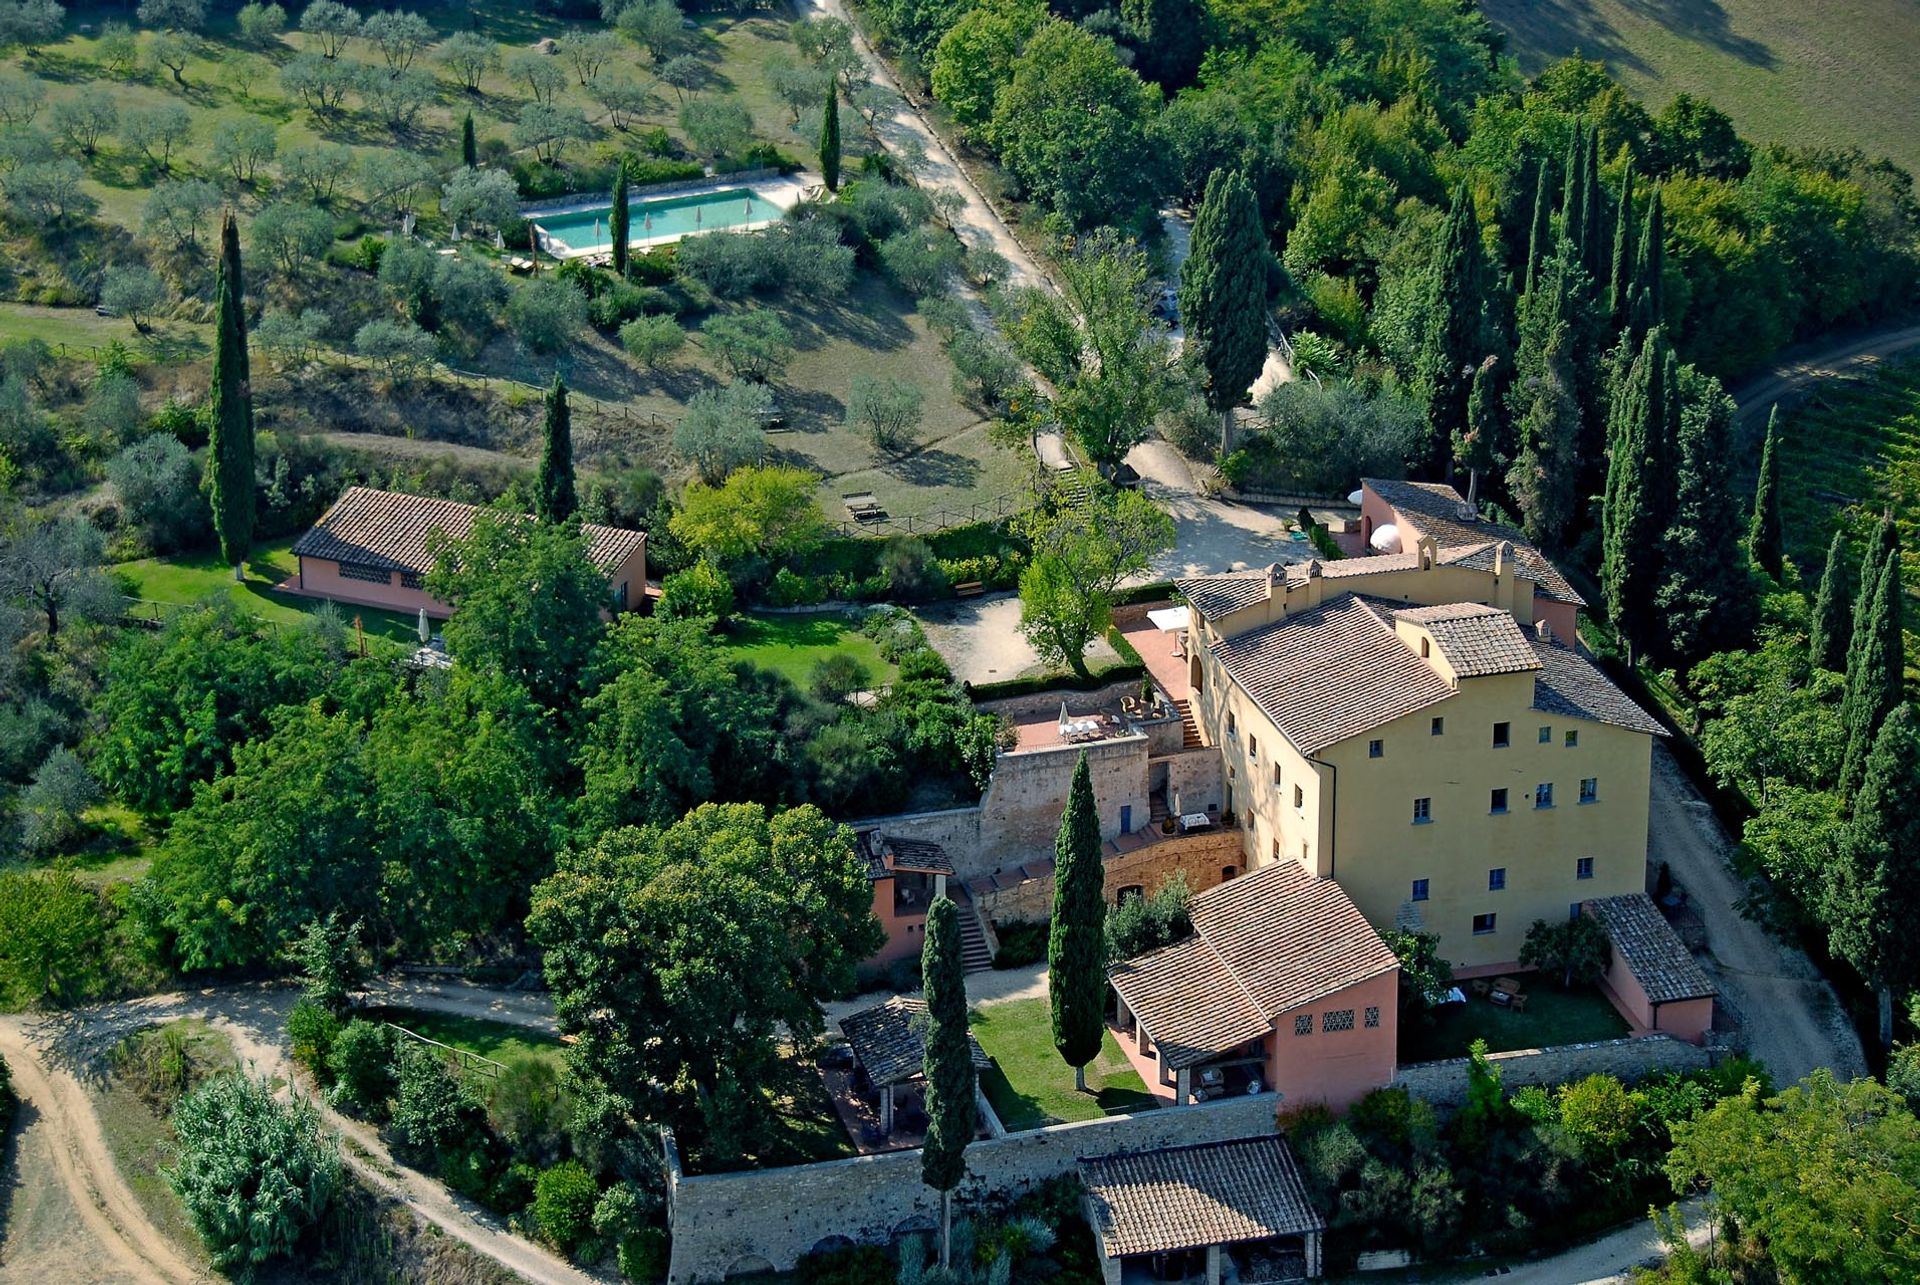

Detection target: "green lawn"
[1399, 984, 1631, 1064]
[970, 998, 1157, 1131]
[1483, 0, 1920, 180]
[719, 611, 897, 688]
[363, 1007, 566, 1074]
[116, 536, 424, 650]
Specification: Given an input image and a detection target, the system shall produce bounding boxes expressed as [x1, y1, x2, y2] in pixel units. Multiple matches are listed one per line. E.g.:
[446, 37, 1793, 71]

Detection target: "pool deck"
[530, 172, 817, 259]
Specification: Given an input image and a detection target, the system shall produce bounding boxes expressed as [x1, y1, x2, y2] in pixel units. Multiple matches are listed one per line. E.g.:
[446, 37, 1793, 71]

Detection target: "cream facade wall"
[1190, 641, 1333, 878]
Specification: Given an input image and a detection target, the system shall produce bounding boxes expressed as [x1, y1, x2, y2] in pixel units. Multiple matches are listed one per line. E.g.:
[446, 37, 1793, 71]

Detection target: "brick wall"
[976, 829, 1246, 927]
[1389, 1034, 1709, 1107]
[664, 1092, 1280, 1283]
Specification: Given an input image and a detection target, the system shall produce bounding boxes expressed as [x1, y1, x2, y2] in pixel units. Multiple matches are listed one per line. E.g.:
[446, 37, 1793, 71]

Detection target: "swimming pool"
[532, 187, 787, 256]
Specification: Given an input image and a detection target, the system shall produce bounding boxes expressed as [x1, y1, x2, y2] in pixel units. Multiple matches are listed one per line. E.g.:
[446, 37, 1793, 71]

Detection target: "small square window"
[1580, 777, 1598, 803]
[1369, 738, 1384, 758]
[1565, 730, 1579, 748]
[1293, 785, 1304, 809]
[1431, 716, 1444, 736]
[1538, 725, 1552, 744]
[1472, 912, 1497, 936]
[1364, 1006, 1380, 1029]
[1576, 857, 1595, 880]
[1322, 1009, 1355, 1033]
[1535, 782, 1554, 808]
[1489, 867, 1506, 891]
[1493, 721, 1511, 748]
[1490, 788, 1509, 814]
[1294, 1014, 1313, 1036]
[1412, 797, 1432, 823]
[1411, 878, 1429, 902]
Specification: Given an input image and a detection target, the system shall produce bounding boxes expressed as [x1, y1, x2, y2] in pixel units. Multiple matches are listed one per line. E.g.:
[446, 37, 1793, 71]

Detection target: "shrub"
[766, 566, 827, 607]
[810, 653, 872, 704]
[0, 1051, 14, 1137]
[797, 1243, 889, 1285]
[534, 1160, 600, 1256]
[286, 1000, 343, 1083]
[656, 561, 735, 622]
[879, 538, 946, 601]
[620, 1225, 671, 1283]
[1105, 873, 1192, 960]
[326, 1019, 398, 1118]
[389, 1042, 477, 1164]
[992, 919, 1048, 968]
[488, 1055, 570, 1167]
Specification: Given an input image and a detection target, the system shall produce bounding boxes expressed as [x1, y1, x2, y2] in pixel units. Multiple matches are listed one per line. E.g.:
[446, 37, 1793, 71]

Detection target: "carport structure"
[838, 995, 990, 1135]
[1080, 1136, 1325, 1284]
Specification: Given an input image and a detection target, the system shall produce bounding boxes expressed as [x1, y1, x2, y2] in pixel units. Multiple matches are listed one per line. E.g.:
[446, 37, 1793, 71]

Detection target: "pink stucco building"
[288, 486, 647, 619]
[1584, 893, 1718, 1045]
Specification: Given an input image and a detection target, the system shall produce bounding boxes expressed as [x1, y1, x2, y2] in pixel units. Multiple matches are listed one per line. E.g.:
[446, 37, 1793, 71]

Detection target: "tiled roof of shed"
[292, 486, 645, 577]
[1395, 603, 1542, 678]
[1531, 640, 1667, 737]
[837, 996, 990, 1088]
[1108, 861, 1397, 1070]
[1584, 894, 1717, 1005]
[1364, 477, 1584, 606]
[1080, 1136, 1325, 1259]
[860, 832, 955, 879]
[1209, 594, 1453, 754]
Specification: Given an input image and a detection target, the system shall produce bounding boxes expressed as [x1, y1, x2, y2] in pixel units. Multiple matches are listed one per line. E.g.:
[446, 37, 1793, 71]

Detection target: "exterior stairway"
[1173, 698, 1203, 749]
[952, 885, 995, 973]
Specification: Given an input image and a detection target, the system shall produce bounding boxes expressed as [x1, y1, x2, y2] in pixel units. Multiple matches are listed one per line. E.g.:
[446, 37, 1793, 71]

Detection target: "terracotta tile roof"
[1080, 1136, 1325, 1258]
[1395, 603, 1542, 678]
[1363, 477, 1584, 606]
[837, 996, 990, 1088]
[1177, 573, 1274, 622]
[1530, 640, 1667, 737]
[1209, 594, 1453, 754]
[1109, 861, 1398, 1069]
[1584, 894, 1717, 1005]
[291, 486, 645, 578]
[860, 832, 954, 879]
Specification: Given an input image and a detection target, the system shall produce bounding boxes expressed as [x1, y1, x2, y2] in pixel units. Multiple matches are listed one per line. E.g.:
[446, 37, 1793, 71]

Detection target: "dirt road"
[1647, 747, 1866, 1084]
[1731, 322, 1920, 427]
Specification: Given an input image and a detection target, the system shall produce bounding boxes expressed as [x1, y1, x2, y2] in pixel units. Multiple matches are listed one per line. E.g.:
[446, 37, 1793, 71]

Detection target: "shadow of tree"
[883, 447, 981, 489]
[1616, 0, 1776, 66]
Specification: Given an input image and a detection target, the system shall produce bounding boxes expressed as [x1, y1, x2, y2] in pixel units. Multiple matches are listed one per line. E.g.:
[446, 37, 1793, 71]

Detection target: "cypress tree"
[1559, 122, 1588, 266]
[1179, 168, 1268, 420]
[1810, 528, 1855, 672]
[207, 211, 254, 581]
[1832, 703, 1920, 1048]
[1048, 753, 1106, 1094]
[1840, 526, 1905, 798]
[1658, 365, 1754, 665]
[461, 111, 477, 169]
[1415, 182, 1489, 479]
[1602, 329, 1675, 661]
[1627, 187, 1665, 345]
[536, 375, 576, 523]
[1580, 127, 1606, 284]
[819, 84, 841, 192]
[1508, 320, 1580, 549]
[1851, 514, 1900, 651]
[1608, 158, 1634, 326]
[1456, 355, 1500, 504]
[920, 896, 976, 1269]
[609, 162, 630, 279]
[1749, 406, 1786, 580]
[1523, 155, 1553, 299]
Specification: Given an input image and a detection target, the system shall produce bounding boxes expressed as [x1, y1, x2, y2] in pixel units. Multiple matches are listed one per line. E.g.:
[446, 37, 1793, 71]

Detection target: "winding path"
[1730, 321, 1920, 425]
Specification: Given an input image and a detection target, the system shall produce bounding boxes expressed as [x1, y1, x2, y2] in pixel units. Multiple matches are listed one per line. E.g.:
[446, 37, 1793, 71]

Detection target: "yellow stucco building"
[1176, 483, 1664, 971]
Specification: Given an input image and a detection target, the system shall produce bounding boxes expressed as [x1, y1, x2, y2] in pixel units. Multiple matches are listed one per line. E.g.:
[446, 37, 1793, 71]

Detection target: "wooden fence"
[382, 1020, 507, 1084]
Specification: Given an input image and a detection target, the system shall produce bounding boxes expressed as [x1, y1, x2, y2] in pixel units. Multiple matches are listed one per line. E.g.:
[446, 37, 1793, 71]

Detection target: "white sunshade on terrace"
[1147, 606, 1191, 632]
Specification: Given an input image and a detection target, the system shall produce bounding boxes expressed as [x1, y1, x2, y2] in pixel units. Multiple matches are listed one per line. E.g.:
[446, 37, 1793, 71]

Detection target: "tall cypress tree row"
[608, 162, 630, 279]
[1608, 159, 1634, 326]
[1048, 753, 1106, 1093]
[207, 211, 254, 581]
[1523, 156, 1553, 299]
[1840, 527, 1905, 798]
[1626, 187, 1665, 346]
[1179, 168, 1268, 419]
[461, 111, 477, 168]
[1749, 406, 1786, 580]
[1509, 320, 1580, 549]
[1456, 355, 1500, 504]
[1850, 514, 1899, 650]
[1579, 127, 1606, 284]
[1658, 365, 1754, 664]
[1559, 122, 1589, 266]
[536, 374, 576, 523]
[1810, 528, 1856, 672]
[819, 84, 841, 192]
[1602, 329, 1675, 661]
[1832, 703, 1920, 1048]
[1414, 183, 1489, 479]
[920, 895, 976, 1269]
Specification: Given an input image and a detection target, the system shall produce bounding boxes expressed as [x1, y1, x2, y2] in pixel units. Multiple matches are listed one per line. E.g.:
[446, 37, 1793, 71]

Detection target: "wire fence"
[832, 490, 1030, 538]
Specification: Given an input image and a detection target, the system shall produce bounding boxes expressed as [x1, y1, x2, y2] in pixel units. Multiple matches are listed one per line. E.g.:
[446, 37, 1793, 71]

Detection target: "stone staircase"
[1173, 698, 1203, 749]
[952, 886, 995, 973]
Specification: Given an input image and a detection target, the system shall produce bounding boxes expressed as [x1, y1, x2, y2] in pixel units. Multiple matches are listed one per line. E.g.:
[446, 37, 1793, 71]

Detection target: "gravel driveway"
[1647, 746, 1866, 1085]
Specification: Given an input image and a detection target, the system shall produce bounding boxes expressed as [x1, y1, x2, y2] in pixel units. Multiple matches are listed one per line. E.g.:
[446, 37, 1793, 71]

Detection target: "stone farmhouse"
[287, 486, 647, 619]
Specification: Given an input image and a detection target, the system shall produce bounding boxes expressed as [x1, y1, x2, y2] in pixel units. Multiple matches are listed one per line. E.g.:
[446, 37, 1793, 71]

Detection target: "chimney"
[1265, 562, 1281, 601]
[1495, 539, 1512, 578]
[1536, 619, 1553, 643]
[1302, 559, 1322, 607]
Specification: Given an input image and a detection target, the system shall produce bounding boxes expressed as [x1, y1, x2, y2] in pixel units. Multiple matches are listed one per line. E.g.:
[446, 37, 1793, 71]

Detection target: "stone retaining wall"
[664, 1092, 1279, 1283]
[976, 828, 1245, 926]
[1390, 1033, 1709, 1107]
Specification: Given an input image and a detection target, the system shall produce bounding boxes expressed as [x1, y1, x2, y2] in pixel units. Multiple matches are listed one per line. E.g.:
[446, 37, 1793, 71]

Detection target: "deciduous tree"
[1016, 487, 1173, 676]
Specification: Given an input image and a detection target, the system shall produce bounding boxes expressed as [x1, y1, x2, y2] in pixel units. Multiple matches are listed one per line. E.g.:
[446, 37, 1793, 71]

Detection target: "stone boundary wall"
[665, 1092, 1279, 1283]
[1390, 1034, 1709, 1107]
[976, 828, 1245, 926]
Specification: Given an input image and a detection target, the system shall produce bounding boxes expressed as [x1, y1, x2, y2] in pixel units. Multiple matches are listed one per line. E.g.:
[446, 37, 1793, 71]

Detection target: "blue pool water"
[533, 187, 783, 254]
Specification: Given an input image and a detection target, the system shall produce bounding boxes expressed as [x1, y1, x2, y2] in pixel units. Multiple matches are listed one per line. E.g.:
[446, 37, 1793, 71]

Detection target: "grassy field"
[364, 1007, 566, 1074]
[970, 998, 1157, 1131]
[91, 1019, 239, 1270]
[116, 535, 425, 650]
[1483, 0, 1920, 179]
[1399, 985, 1630, 1064]
[719, 611, 897, 688]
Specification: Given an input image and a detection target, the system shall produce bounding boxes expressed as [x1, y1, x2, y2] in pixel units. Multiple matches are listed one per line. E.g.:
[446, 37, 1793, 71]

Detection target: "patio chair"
[1470, 979, 1491, 998]
[1510, 992, 1529, 1013]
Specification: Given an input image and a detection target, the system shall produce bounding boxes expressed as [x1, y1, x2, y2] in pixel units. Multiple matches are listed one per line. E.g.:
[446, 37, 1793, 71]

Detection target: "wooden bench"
[953, 581, 985, 597]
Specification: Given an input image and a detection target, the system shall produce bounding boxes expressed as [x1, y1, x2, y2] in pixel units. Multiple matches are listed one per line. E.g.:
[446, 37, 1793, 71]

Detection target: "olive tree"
[846, 375, 924, 452]
[673, 381, 770, 484]
[100, 265, 168, 332]
[440, 166, 518, 235]
[438, 32, 497, 93]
